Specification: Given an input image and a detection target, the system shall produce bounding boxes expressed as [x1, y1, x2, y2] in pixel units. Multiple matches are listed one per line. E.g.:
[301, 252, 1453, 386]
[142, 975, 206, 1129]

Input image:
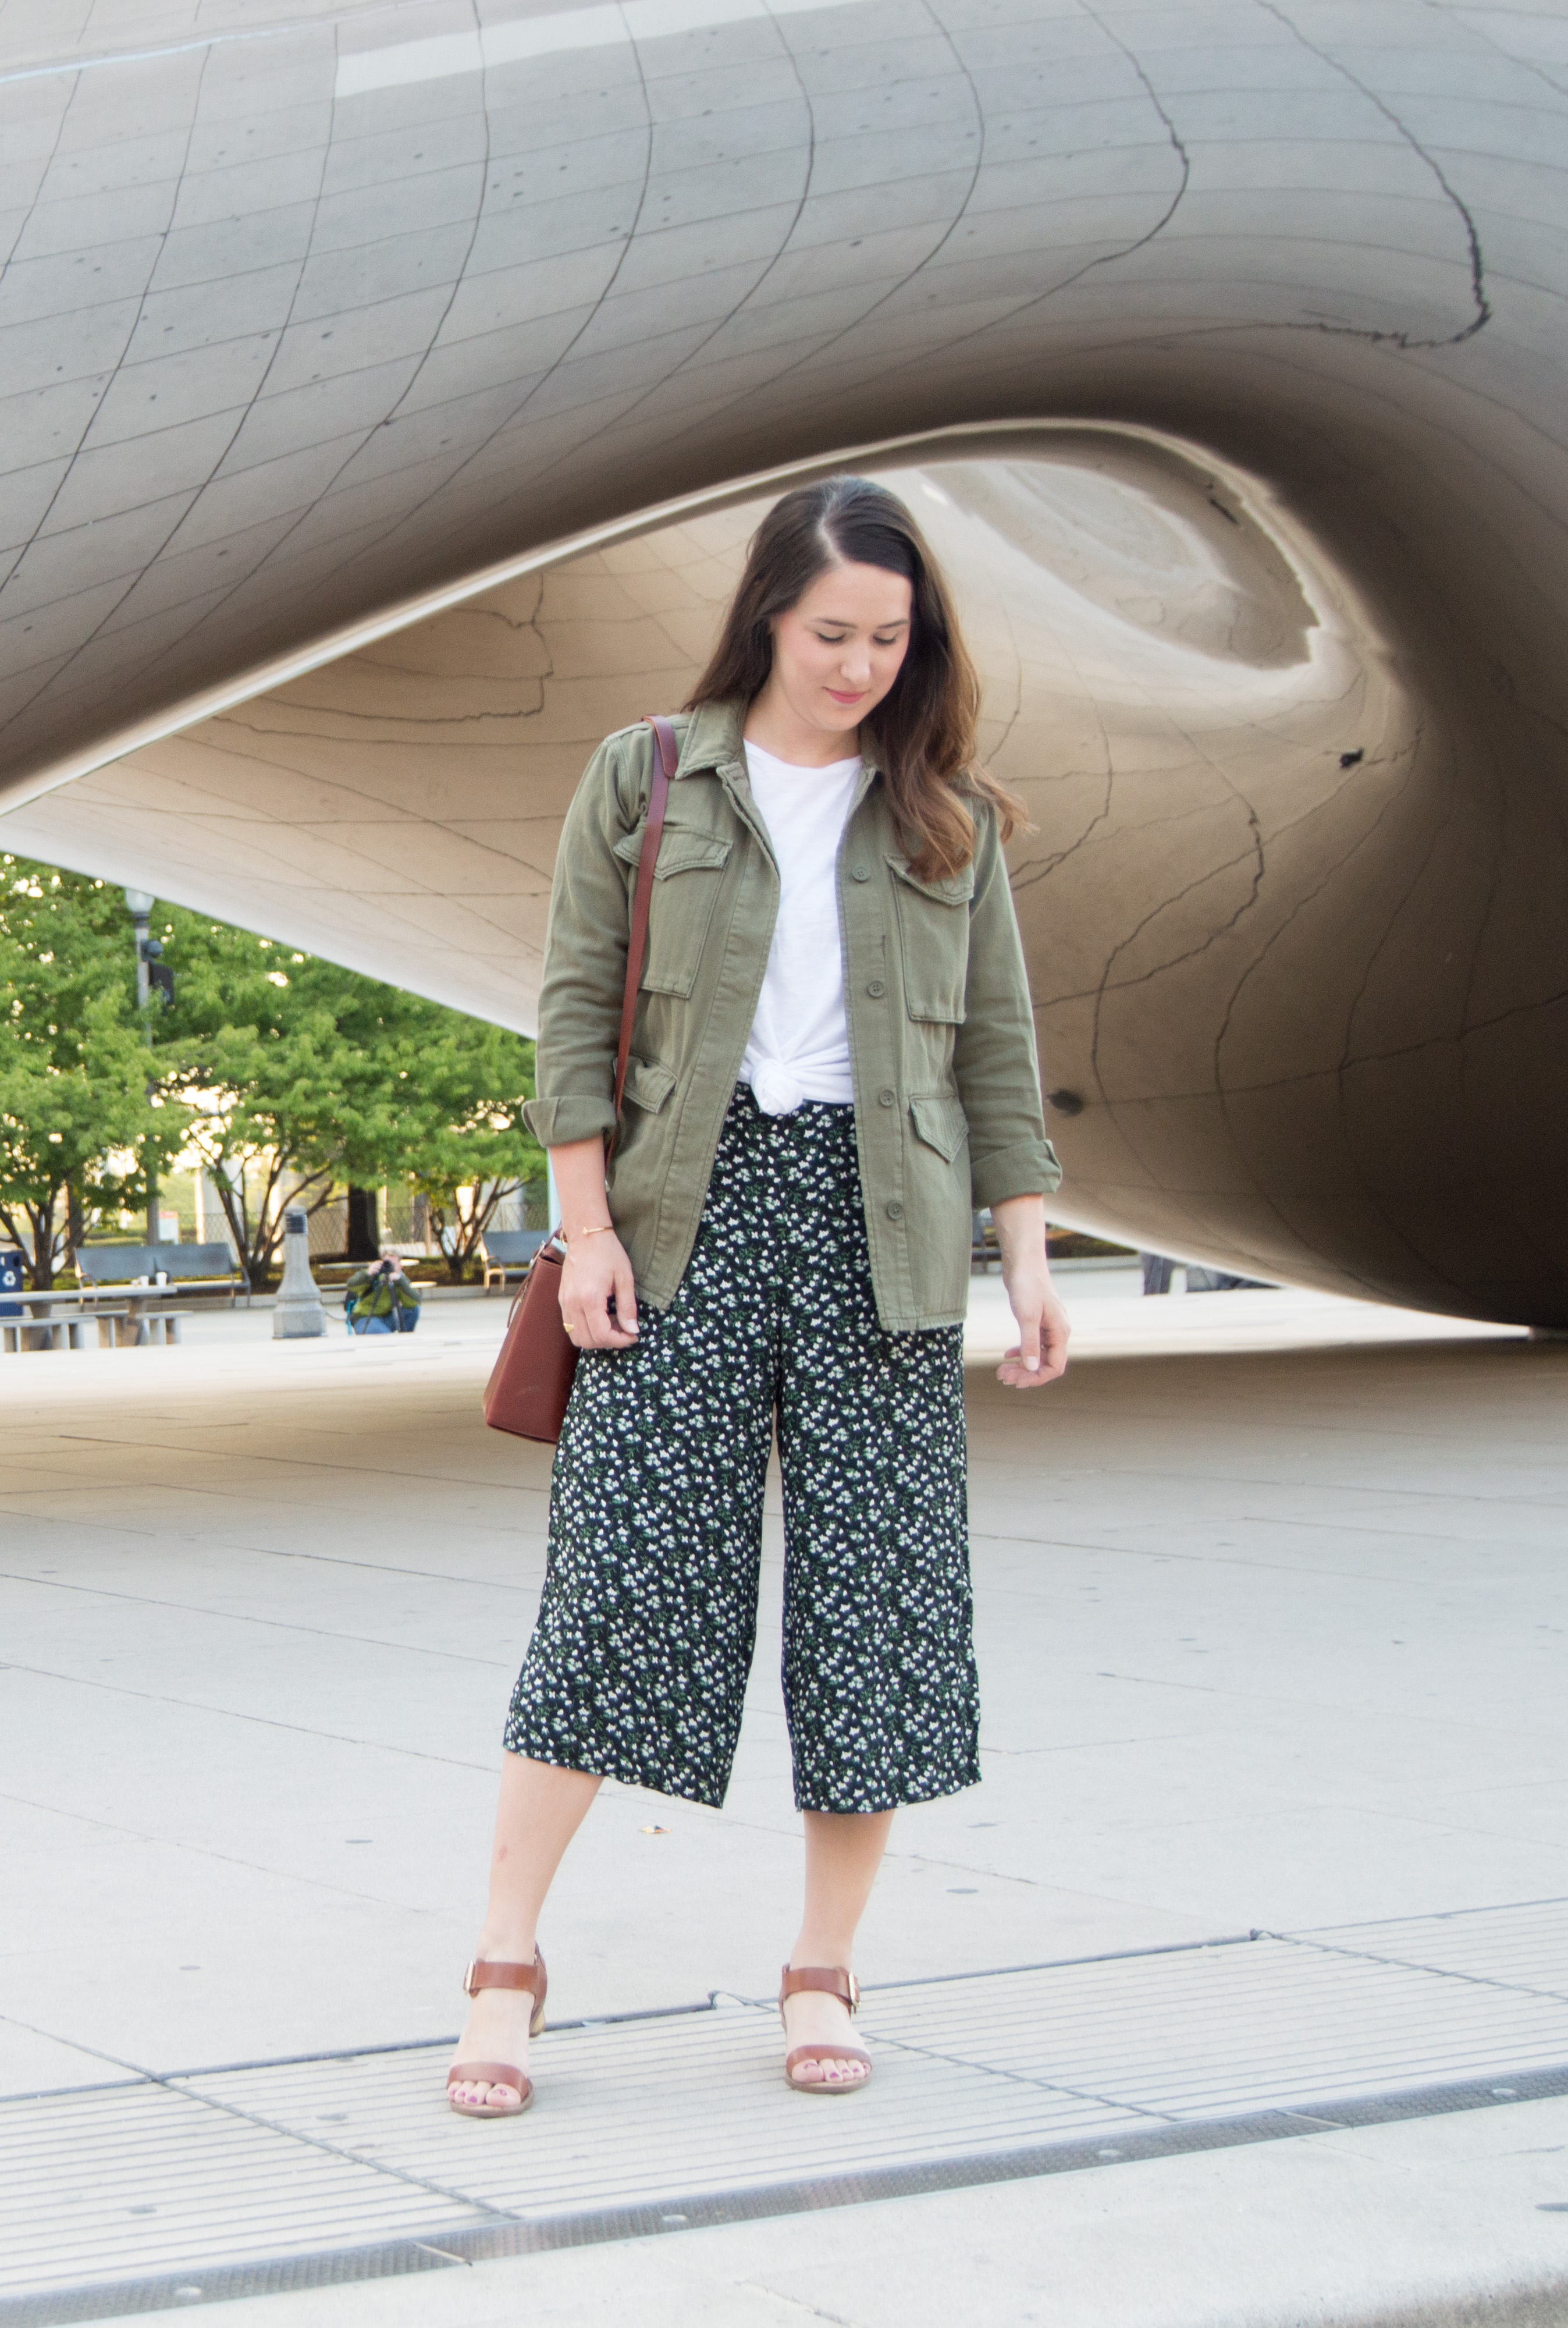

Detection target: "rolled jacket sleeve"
[522, 729, 646, 1150]
[954, 805, 1062, 1209]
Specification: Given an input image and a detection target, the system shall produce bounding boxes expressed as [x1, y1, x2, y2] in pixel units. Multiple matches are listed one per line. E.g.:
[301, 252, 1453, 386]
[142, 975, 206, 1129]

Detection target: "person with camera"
[344, 1245, 421, 1335]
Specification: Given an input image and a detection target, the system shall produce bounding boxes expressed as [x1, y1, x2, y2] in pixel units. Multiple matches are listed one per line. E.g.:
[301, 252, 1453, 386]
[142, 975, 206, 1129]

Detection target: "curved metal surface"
[1, 2, 1566, 1323]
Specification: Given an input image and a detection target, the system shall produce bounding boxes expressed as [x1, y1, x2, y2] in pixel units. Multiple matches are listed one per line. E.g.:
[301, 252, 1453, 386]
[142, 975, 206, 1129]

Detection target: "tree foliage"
[152, 912, 543, 1285]
[0, 858, 179, 1288]
[150, 915, 351, 1284]
[0, 863, 545, 1291]
[323, 974, 544, 1282]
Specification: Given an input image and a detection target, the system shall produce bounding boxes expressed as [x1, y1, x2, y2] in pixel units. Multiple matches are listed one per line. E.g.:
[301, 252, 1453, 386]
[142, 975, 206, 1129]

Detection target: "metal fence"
[77, 1176, 547, 1263]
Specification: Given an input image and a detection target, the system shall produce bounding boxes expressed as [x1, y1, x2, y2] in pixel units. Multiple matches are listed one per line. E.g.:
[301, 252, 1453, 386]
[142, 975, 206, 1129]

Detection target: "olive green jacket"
[522, 699, 1060, 1332]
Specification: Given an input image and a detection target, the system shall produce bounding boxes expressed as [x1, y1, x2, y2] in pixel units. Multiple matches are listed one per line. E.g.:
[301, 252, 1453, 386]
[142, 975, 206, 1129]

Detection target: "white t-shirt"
[740, 739, 862, 1114]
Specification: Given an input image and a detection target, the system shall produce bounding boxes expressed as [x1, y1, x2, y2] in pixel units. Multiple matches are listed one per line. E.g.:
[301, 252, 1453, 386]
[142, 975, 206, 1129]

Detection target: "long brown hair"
[685, 475, 1026, 881]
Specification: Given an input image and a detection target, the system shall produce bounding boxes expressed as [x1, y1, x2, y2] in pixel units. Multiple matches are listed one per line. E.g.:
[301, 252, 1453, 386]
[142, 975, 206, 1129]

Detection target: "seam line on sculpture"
[216, 692, 556, 732]
[0, 5, 415, 84]
[1086, 817, 1265, 1167]
[373, 9, 489, 434]
[505, 0, 824, 464]
[1253, 0, 1489, 346]
[307, 15, 976, 585]
[6, 191, 643, 409]
[0, 416, 1258, 794]
[985, 595, 1027, 775]
[0, 51, 215, 711]
[1430, 0, 1568, 102]
[517, 2, 991, 490]
[29, 13, 530, 725]
[0, 38, 339, 741]
[0, 62, 76, 284]
[1090, 963, 1568, 1073]
[1204, 737, 1433, 1289]
[1011, 774, 1229, 899]
[1332, 722, 1481, 1304]
[901, 0, 1191, 375]
[91, 29, 464, 709]
[244, 1, 665, 621]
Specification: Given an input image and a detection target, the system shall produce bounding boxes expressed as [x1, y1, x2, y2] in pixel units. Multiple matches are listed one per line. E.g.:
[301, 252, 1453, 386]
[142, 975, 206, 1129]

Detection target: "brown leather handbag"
[482, 715, 677, 1443]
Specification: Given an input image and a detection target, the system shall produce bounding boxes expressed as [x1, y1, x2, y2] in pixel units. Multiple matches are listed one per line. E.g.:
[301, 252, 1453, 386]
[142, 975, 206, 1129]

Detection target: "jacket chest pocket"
[888, 858, 975, 1024]
[614, 824, 733, 998]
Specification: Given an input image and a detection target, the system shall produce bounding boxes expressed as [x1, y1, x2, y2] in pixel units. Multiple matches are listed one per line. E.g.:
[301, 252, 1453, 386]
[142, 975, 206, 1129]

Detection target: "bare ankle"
[790, 1936, 856, 1970]
[472, 1927, 538, 1967]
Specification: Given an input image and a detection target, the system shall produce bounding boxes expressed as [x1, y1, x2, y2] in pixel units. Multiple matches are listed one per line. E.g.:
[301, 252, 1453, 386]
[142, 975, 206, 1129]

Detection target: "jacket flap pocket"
[887, 857, 976, 906]
[613, 824, 732, 878]
[624, 1056, 677, 1113]
[909, 1093, 969, 1161]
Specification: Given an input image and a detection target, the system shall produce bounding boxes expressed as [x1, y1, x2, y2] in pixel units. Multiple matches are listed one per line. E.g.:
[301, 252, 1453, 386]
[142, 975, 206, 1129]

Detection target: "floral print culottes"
[504, 1087, 980, 1813]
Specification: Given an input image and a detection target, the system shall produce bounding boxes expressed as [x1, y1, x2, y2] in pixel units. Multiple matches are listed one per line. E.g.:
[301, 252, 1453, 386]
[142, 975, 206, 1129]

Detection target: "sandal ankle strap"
[779, 1964, 859, 2013]
[464, 1948, 545, 1999]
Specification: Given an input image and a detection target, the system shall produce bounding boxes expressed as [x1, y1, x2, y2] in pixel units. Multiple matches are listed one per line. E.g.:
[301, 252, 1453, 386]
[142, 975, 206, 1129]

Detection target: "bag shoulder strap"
[537, 716, 676, 1254]
[610, 715, 677, 1123]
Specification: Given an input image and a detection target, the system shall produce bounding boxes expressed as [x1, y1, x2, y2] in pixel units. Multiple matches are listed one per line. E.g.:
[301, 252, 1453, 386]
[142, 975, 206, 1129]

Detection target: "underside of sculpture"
[1, 2, 1564, 1326]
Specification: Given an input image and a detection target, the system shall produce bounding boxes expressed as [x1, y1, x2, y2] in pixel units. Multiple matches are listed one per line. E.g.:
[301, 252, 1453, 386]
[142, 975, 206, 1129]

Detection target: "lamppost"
[123, 888, 172, 1246]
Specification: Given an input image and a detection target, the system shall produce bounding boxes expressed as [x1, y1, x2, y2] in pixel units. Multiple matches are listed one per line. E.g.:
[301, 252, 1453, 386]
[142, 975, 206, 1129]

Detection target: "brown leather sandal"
[446, 1949, 547, 2118]
[778, 1964, 872, 2095]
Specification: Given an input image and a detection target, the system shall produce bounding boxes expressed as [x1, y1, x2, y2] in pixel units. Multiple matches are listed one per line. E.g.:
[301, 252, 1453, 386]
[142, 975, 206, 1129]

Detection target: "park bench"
[74, 1242, 244, 1298]
[478, 1229, 550, 1291]
[3, 1300, 193, 1351]
[2, 1299, 130, 1353]
[71, 1241, 247, 1343]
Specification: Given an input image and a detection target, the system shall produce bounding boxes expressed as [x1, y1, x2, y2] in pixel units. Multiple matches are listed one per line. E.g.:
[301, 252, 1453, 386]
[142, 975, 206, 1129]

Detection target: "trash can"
[0, 1248, 25, 1319]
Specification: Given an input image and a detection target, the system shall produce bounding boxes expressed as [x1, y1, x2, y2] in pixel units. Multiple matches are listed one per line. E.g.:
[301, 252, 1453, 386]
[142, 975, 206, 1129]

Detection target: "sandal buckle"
[462, 1960, 479, 1997]
[847, 1971, 860, 2013]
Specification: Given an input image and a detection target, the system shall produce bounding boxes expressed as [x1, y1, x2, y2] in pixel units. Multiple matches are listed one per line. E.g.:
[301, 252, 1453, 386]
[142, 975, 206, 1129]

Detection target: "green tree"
[326, 978, 545, 1283]
[150, 914, 354, 1286]
[0, 858, 180, 1289]
[152, 912, 543, 1286]
[406, 1050, 544, 1285]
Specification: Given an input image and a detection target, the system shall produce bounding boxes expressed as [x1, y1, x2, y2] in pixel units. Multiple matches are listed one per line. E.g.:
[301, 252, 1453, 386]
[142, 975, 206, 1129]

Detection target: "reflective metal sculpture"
[1, 3, 1564, 1325]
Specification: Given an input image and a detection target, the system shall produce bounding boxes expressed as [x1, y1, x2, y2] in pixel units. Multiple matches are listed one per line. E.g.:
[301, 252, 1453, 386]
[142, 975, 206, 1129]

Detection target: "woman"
[448, 476, 1069, 2117]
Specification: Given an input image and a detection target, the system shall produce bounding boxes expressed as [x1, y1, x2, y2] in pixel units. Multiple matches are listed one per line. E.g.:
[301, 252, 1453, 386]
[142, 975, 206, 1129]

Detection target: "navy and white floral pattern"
[504, 1087, 979, 1812]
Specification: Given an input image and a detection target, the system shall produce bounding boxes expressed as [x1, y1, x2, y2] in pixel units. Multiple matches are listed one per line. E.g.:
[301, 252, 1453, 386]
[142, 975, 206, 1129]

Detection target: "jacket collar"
[677, 696, 746, 779]
[678, 695, 886, 785]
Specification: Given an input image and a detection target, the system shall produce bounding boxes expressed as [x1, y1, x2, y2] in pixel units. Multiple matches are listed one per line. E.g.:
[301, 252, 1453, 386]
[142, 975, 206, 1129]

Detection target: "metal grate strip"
[3, 1903, 1567, 2322]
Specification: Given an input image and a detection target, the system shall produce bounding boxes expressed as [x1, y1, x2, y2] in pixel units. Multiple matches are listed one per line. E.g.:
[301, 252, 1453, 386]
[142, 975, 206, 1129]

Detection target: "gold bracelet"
[566, 1222, 614, 1245]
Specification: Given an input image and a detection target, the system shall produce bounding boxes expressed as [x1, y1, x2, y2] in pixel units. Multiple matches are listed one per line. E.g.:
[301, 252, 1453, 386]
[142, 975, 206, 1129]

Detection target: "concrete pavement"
[1, 1284, 1564, 2322]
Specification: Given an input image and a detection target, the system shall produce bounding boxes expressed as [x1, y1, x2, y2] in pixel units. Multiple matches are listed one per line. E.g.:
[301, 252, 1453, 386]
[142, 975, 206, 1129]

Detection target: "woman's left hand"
[990, 1194, 1071, 1389]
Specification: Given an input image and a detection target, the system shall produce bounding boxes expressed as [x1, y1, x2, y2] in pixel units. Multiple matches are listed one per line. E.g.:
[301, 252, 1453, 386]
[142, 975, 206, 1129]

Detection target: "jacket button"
[886, 1200, 904, 1220]
[866, 978, 886, 998]
[851, 864, 870, 882]
[877, 1088, 895, 1108]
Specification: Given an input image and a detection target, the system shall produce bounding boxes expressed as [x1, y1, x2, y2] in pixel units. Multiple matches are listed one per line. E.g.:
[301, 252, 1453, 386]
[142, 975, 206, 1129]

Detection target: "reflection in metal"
[1, 3, 1566, 1326]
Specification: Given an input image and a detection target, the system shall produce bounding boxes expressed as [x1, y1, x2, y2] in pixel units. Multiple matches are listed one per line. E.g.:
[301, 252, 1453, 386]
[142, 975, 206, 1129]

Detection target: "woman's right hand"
[559, 1230, 639, 1349]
